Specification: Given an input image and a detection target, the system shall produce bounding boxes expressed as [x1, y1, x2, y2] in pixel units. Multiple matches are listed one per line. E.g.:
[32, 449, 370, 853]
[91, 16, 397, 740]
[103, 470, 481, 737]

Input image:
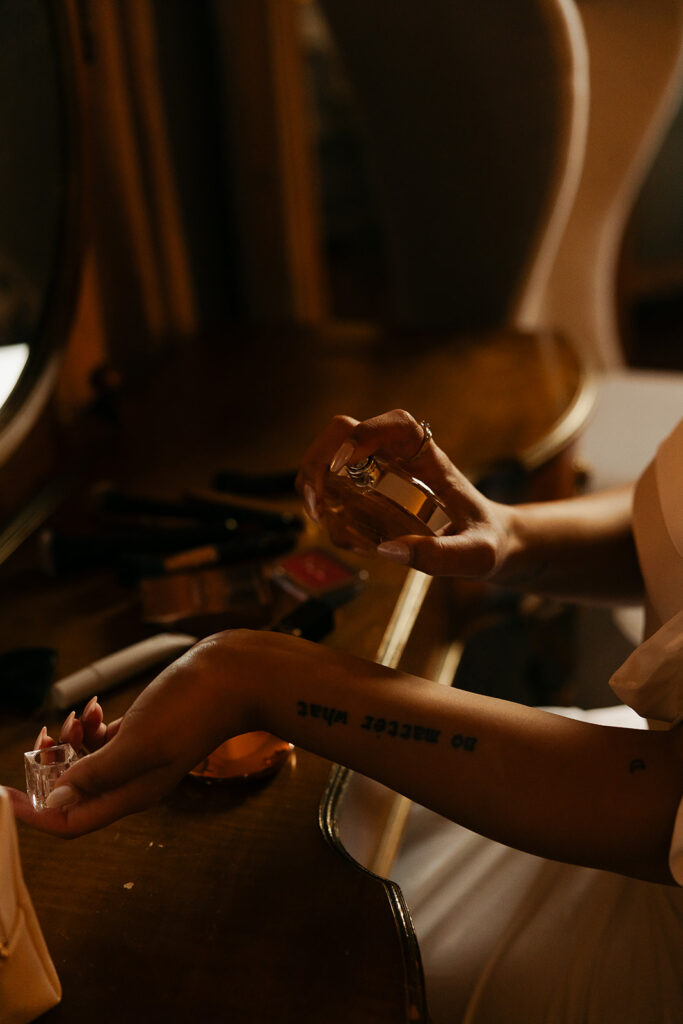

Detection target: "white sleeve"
[609, 609, 683, 727]
[609, 610, 683, 885]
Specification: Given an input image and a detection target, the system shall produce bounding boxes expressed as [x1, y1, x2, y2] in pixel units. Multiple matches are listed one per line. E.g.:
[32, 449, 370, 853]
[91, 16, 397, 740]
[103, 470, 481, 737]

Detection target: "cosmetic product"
[95, 485, 303, 532]
[50, 633, 197, 709]
[184, 488, 304, 532]
[24, 743, 79, 810]
[271, 547, 368, 606]
[140, 564, 273, 628]
[124, 528, 299, 579]
[39, 524, 241, 576]
[321, 456, 451, 550]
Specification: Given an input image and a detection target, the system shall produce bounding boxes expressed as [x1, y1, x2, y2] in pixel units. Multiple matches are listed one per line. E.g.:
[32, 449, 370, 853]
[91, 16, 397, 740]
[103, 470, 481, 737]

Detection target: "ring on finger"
[404, 420, 433, 462]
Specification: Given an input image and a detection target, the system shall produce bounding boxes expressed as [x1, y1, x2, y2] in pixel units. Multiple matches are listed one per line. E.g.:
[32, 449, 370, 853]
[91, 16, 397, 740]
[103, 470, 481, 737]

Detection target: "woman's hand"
[296, 408, 513, 579]
[31, 694, 123, 756]
[7, 626, 675, 882]
[7, 637, 253, 838]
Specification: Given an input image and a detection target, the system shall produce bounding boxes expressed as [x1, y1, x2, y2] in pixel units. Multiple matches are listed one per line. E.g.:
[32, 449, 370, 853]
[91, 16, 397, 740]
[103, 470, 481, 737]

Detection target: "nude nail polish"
[82, 695, 99, 720]
[330, 441, 356, 474]
[303, 484, 320, 525]
[44, 783, 80, 810]
[24, 744, 79, 810]
[59, 710, 76, 742]
[377, 541, 411, 565]
[33, 725, 48, 750]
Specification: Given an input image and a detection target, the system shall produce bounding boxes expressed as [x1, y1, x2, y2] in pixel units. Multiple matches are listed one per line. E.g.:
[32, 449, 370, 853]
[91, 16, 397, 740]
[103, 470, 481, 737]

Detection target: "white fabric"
[657, 419, 683, 561]
[392, 418, 683, 1022]
[609, 609, 683, 728]
[621, 420, 683, 884]
[0, 787, 61, 1023]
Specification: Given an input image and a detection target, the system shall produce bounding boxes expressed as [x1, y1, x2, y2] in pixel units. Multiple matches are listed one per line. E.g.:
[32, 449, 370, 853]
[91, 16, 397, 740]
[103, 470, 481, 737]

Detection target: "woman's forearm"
[493, 484, 644, 604]
[17, 628, 680, 885]
[217, 631, 681, 885]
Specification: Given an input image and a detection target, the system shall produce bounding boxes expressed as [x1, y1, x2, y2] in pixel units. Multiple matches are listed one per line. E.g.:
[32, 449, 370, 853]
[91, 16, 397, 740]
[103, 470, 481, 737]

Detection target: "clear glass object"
[24, 743, 79, 810]
[321, 455, 451, 551]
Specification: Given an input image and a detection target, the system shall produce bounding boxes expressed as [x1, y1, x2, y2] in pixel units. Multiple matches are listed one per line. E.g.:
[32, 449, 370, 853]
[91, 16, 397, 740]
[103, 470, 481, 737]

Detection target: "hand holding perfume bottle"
[296, 409, 508, 579]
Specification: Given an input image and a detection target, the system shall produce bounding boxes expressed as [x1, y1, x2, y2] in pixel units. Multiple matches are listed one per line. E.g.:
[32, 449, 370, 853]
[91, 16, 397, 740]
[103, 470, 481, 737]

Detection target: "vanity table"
[0, 5, 598, 1018]
[0, 323, 592, 1023]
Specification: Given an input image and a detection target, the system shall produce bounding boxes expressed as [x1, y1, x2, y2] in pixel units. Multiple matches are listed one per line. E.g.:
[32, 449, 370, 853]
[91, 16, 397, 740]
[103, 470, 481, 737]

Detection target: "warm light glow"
[0, 343, 29, 407]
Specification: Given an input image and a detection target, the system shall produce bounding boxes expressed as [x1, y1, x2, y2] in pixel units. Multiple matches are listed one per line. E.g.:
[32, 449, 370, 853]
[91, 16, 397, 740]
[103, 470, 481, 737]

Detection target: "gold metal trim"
[375, 569, 433, 670]
[519, 353, 600, 471]
[319, 767, 430, 1024]
[319, 567, 434, 1023]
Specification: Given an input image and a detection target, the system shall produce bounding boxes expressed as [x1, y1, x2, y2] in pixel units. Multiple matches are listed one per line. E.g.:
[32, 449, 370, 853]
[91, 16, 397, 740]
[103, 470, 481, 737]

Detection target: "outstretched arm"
[9, 630, 682, 885]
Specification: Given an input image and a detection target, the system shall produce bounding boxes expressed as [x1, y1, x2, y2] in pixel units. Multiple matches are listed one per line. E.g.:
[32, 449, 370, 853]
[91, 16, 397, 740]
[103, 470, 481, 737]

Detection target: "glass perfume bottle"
[24, 743, 79, 810]
[321, 455, 451, 551]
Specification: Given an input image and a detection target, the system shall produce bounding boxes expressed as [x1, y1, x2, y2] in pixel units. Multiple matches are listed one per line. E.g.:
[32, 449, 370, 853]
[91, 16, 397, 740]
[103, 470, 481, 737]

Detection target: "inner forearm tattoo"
[296, 701, 478, 752]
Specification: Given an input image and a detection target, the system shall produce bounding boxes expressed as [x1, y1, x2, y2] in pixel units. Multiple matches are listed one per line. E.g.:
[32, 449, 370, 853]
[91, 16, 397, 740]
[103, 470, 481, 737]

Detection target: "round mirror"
[0, 0, 81, 463]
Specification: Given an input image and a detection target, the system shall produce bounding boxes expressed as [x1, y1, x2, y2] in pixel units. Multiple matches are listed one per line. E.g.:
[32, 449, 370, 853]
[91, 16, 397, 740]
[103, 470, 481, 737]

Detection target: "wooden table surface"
[0, 326, 591, 1023]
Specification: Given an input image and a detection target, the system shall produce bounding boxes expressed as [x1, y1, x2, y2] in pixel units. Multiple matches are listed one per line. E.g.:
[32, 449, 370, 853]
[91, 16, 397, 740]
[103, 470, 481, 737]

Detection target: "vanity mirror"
[0, 0, 82, 471]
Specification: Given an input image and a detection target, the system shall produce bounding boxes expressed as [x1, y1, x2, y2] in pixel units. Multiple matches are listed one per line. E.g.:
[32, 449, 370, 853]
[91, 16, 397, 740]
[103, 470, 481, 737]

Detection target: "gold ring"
[405, 420, 433, 462]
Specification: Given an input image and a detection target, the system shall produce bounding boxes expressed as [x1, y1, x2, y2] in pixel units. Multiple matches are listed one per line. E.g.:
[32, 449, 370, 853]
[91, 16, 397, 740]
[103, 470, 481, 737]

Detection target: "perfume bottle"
[24, 743, 79, 810]
[321, 455, 451, 551]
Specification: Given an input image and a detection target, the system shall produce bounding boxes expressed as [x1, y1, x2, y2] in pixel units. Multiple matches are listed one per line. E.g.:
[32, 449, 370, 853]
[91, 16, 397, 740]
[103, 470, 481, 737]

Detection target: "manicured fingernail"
[45, 784, 80, 810]
[33, 726, 48, 750]
[303, 484, 321, 525]
[59, 710, 76, 742]
[330, 441, 356, 474]
[377, 541, 411, 565]
[83, 695, 99, 720]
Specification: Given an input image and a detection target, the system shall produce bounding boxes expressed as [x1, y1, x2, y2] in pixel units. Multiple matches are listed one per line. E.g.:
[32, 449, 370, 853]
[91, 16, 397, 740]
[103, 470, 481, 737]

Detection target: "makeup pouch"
[0, 787, 61, 1023]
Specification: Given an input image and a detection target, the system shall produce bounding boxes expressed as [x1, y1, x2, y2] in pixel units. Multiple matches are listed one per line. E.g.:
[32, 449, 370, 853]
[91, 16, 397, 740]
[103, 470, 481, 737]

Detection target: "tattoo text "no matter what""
[296, 702, 477, 751]
[361, 715, 477, 750]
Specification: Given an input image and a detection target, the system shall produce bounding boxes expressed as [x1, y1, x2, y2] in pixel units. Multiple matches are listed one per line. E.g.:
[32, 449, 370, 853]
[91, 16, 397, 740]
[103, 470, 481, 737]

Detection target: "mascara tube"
[122, 529, 299, 578]
[50, 633, 198, 709]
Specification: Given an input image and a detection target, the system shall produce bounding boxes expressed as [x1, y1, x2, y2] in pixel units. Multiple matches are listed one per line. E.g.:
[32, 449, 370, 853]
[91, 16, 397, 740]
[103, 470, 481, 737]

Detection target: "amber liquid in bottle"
[321, 456, 450, 551]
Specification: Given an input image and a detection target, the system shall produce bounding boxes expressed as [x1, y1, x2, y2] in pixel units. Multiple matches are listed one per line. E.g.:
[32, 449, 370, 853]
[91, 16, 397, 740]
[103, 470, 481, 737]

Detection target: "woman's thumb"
[377, 531, 497, 578]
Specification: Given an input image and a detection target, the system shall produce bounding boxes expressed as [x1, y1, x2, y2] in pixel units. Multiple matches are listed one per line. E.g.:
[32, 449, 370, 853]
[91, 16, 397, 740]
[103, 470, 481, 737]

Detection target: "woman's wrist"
[486, 500, 564, 591]
[481, 500, 527, 586]
[484, 486, 643, 602]
[171, 632, 262, 747]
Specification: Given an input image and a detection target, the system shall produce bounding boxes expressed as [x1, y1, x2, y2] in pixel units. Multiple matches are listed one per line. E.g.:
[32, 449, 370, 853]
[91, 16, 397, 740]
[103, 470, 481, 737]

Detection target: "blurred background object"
[1, 0, 682, 542]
